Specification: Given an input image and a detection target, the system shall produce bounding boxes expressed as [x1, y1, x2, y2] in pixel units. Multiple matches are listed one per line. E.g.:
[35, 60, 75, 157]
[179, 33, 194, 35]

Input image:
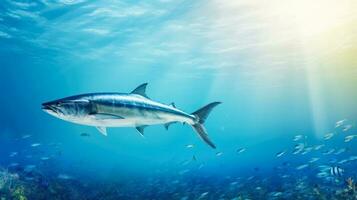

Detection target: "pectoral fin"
[164, 122, 176, 130]
[136, 126, 147, 137]
[96, 126, 107, 136]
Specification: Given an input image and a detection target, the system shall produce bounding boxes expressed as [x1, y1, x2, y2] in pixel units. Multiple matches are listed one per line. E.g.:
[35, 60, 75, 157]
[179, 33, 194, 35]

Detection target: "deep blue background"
[0, 0, 356, 181]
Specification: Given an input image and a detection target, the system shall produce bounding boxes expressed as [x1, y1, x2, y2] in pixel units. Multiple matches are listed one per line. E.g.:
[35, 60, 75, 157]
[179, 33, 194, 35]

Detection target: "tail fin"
[191, 102, 221, 149]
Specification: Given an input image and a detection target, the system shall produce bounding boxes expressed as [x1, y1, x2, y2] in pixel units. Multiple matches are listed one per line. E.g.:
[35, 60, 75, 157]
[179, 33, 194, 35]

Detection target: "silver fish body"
[42, 83, 221, 148]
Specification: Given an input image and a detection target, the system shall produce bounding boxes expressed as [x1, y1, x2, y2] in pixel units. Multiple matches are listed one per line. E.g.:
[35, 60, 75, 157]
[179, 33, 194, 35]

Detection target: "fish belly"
[72, 110, 189, 127]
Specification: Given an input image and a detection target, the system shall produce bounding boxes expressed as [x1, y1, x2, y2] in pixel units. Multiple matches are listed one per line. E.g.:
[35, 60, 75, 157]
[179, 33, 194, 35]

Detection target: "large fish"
[42, 83, 221, 148]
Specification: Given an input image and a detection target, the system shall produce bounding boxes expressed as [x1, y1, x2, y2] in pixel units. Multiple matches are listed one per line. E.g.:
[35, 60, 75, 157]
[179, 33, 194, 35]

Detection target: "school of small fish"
[0, 119, 355, 199]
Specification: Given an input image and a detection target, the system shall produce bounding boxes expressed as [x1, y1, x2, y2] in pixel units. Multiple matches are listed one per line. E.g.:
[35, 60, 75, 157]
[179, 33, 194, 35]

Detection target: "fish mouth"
[41, 103, 57, 113]
[42, 102, 66, 116]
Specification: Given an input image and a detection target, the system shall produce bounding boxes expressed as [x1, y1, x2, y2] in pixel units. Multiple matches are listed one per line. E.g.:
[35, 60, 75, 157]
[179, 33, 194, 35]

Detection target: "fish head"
[42, 97, 92, 121]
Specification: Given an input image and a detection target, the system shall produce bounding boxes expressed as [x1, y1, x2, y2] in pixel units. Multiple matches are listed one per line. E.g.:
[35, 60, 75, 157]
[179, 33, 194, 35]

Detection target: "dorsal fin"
[170, 102, 176, 108]
[131, 83, 149, 98]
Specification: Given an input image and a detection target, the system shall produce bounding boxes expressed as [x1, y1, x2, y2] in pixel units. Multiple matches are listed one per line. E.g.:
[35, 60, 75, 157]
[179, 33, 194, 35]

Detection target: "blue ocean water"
[0, 0, 356, 199]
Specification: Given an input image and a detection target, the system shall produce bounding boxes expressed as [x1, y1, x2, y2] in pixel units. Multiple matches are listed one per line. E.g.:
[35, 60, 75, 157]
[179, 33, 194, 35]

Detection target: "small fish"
[236, 148, 246, 154]
[216, 152, 223, 157]
[309, 157, 320, 163]
[178, 169, 190, 175]
[185, 144, 194, 148]
[31, 143, 41, 147]
[323, 133, 334, 140]
[293, 135, 304, 141]
[57, 174, 73, 180]
[296, 164, 309, 170]
[316, 172, 329, 178]
[338, 159, 349, 164]
[343, 125, 353, 132]
[192, 155, 197, 161]
[301, 147, 313, 155]
[292, 149, 301, 155]
[330, 166, 344, 177]
[230, 181, 238, 186]
[323, 149, 335, 155]
[41, 157, 50, 161]
[198, 164, 204, 169]
[334, 148, 347, 155]
[80, 132, 90, 137]
[9, 152, 18, 157]
[344, 135, 356, 142]
[293, 143, 304, 154]
[335, 119, 346, 128]
[348, 156, 357, 161]
[318, 165, 330, 171]
[270, 192, 283, 197]
[276, 151, 286, 158]
[21, 134, 32, 139]
[181, 160, 191, 166]
[199, 192, 209, 199]
[280, 175, 290, 179]
[314, 144, 325, 150]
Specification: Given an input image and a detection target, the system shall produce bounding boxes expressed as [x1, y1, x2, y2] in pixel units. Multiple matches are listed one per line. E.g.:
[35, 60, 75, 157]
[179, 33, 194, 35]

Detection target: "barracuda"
[42, 83, 221, 148]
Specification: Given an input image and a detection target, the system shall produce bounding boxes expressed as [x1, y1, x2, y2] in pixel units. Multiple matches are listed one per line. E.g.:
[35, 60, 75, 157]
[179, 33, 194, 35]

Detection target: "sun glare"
[268, 0, 352, 37]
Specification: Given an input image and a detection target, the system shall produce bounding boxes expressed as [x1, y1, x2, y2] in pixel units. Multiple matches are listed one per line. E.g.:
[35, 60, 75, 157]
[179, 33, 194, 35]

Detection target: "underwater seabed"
[0, 121, 356, 200]
[0, 167, 356, 200]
